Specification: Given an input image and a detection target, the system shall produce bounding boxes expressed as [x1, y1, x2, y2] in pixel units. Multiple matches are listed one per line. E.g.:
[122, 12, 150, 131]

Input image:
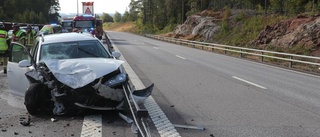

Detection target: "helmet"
[0, 23, 4, 30]
[27, 24, 32, 29]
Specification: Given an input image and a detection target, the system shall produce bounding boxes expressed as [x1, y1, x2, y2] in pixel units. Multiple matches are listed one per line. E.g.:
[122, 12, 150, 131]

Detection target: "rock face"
[167, 9, 320, 56]
[174, 15, 221, 42]
[252, 15, 320, 55]
[170, 9, 256, 42]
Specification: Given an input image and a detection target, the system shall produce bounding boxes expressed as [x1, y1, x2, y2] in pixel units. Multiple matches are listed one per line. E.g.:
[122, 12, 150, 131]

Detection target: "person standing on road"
[11, 23, 26, 45]
[95, 25, 103, 40]
[26, 24, 36, 50]
[0, 23, 10, 74]
[11, 23, 27, 63]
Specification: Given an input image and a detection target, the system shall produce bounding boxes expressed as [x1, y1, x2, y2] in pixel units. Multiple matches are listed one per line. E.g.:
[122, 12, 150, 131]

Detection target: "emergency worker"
[11, 23, 27, 63]
[11, 23, 26, 45]
[95, 25, 103, 40]
[26, 24, 36, 50]
[0, 23, 9, 74]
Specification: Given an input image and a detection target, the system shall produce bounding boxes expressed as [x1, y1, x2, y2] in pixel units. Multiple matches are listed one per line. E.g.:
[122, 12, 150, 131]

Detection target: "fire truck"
[73, 2, 104, 40]
[72, 2, 103, 38]
[73, 14, 95, 32]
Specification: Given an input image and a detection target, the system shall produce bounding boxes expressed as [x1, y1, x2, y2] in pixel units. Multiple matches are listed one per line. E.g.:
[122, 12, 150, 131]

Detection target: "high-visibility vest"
[12, 30, 26, 51]
[0, 30, 8, 52]
[26, 30, 36, 47]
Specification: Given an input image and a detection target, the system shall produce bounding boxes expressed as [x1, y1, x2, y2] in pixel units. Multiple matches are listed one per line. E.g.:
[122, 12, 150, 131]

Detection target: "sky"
[59, 0, 131, 14]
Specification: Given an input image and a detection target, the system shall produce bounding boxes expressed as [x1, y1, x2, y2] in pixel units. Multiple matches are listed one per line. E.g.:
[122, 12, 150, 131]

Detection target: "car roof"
[41, 33, 96, 44]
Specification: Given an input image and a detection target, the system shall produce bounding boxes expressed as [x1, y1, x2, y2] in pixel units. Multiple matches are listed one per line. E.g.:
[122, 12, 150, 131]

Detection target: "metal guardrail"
[146, 34, 320, 69]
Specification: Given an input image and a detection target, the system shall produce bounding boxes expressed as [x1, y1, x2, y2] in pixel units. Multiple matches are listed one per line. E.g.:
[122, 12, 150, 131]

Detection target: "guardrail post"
[240, 49, 243, 58]
[289, 56, 293, 68]
[261, 52, 264, 62]
[224, 47, 227, 54]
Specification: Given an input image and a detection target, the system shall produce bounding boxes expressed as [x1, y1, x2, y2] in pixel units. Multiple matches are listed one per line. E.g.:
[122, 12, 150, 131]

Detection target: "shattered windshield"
[40, 40, 110, 61]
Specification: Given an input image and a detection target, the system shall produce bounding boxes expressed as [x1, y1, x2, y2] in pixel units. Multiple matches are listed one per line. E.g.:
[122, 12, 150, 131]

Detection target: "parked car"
[20, 26, 38, 32]
[7, 33, 153, 115]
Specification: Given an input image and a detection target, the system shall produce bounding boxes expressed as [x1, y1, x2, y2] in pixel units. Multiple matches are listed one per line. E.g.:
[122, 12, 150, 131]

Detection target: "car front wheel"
[24, 83, 47, 115]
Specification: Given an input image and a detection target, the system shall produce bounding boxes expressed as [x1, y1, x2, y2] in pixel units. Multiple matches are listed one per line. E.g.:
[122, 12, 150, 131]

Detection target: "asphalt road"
[108, 31, 320, 137]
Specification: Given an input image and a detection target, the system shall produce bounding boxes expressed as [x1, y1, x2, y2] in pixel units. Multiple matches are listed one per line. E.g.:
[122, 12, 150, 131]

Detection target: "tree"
[121, 11, 130, 22]
[101, 12, 114, 23]
[128, 0, 141, 21]
[0, 0, 60, 23]
[113, 11, 122, 22]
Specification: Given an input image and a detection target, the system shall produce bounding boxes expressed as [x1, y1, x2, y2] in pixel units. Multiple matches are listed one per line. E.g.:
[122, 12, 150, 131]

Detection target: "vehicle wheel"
[3, 68, 6, 74]
[24, 83, 46, 115]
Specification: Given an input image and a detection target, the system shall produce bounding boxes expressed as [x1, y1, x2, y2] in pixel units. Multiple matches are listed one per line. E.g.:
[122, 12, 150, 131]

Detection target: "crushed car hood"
[43, 58, 124, 89]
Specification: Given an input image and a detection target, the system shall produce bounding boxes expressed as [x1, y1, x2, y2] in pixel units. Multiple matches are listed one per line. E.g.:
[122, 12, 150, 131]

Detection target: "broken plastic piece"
[173, 124, 206, 130]
[119, 113, 133, 124]
[131, 123, 138, 134]
[20, 121, 30, 126]
[51, 118, 58, 122]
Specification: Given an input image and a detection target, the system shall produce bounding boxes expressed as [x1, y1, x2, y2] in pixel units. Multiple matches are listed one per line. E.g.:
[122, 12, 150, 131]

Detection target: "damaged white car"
[7, 33, 153, 116]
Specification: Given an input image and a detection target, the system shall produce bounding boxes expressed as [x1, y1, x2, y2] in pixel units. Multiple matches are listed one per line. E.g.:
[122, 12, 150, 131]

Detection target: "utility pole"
[77, 0, 79, 16]
[265, 0, 267, 15]
[182, 0, 184, 23]
[313, 0, 315, 13]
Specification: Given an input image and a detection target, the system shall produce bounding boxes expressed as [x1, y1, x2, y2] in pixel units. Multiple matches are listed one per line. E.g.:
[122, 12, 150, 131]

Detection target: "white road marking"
[80, 115, 102, 137]
[153, 47, 159, 49]
[176, 55, 186, 60]
[232, 76, 267, 89]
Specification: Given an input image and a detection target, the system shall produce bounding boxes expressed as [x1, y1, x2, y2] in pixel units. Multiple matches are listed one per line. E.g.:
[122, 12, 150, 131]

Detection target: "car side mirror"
[112, 51, 121, 59]
[18, 60, 32, 67]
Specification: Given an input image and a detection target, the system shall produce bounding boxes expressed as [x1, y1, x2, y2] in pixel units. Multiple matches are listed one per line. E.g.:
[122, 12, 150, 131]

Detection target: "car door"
[7, 42, 31, 96]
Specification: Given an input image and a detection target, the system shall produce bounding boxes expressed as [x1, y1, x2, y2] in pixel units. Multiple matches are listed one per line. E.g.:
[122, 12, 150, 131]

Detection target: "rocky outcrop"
[174, 15, 220, 42]
[169, 9, 256, 42]
[252, 15, 320, 54]
[165, 9, 320, 56]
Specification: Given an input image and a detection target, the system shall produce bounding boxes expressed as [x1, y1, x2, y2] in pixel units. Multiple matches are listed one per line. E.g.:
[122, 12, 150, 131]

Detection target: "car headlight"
[105, 73, 128, 87]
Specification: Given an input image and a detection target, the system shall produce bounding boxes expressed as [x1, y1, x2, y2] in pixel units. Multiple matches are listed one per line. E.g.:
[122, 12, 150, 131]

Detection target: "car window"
[10, 43, 30, 63]
[39, 40, 110, 62]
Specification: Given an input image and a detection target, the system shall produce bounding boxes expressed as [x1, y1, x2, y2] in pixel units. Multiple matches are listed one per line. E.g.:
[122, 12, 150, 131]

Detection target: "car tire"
[24, 83, 45, 115]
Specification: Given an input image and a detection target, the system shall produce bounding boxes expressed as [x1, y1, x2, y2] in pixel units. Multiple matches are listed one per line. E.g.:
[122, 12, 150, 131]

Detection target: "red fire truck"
[71, 2, 104, 41]
[73, 15, 103, 39]
[73, 14, 95, 32]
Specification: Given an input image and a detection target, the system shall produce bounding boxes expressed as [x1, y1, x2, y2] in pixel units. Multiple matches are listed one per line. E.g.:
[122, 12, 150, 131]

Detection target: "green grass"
[214, 14, 289, 47]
